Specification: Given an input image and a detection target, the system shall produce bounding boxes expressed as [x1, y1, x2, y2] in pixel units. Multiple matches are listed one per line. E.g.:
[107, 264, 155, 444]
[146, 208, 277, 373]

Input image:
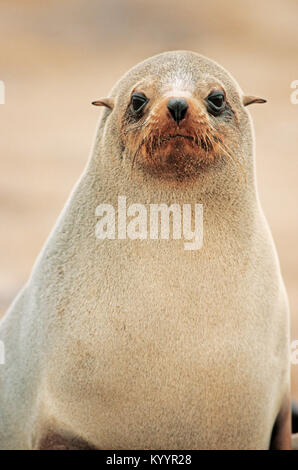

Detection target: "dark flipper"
[292, 401, 298, 434]
[270, 395, 292, 450]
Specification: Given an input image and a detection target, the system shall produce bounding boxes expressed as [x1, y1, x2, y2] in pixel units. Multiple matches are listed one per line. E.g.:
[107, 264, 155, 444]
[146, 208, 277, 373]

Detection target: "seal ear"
[92, 98, 114, 109]
[243, 95, 267, 106]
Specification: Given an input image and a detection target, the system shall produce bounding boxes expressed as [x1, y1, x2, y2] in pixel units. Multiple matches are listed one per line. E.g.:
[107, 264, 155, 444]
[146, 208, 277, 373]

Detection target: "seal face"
[120, 69, 240, 180]
[93, 51, 266, 183]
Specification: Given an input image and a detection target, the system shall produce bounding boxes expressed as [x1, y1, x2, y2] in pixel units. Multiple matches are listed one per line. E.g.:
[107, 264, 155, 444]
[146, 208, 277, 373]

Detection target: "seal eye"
[206, 91, 225, 116]
[131, 92, 148, 113]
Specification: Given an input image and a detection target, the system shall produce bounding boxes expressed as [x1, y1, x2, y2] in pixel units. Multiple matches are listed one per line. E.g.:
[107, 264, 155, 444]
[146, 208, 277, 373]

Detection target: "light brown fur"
[0, 51, 291, 449]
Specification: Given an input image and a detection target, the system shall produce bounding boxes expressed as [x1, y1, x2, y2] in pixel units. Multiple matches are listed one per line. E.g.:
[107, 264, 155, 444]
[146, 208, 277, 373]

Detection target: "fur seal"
[0, 51, 291, 449]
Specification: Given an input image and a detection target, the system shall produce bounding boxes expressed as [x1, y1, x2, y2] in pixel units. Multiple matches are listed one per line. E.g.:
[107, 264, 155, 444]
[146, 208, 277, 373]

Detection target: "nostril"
[167, 97, 188, 124]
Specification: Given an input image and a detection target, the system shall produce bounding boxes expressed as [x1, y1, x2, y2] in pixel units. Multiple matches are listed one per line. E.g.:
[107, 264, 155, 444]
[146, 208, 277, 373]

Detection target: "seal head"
[93, 51, 266, 182]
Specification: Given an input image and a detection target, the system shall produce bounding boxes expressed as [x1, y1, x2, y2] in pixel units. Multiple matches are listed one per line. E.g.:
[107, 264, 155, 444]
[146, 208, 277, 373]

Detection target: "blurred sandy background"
[0, 0, 297, 397]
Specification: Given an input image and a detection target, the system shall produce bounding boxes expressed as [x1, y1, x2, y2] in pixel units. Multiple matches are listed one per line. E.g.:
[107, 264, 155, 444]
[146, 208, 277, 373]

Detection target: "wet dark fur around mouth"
[121, 118, 247, 183]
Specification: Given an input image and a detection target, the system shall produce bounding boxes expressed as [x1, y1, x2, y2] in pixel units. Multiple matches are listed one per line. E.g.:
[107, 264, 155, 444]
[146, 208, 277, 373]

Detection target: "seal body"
[0, 51, 291, 449]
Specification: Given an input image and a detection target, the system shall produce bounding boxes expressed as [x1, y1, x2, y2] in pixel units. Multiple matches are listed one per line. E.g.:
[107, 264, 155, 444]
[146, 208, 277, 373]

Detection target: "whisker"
[120, 122, 148, 137]
[217, 141, 246, 184]
[130, 138, 145, 174]
[208, 123, 247, 183]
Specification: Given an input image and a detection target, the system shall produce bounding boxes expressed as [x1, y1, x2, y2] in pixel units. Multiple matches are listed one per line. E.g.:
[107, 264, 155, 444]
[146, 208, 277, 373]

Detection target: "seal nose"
[167, 97, 188, 124]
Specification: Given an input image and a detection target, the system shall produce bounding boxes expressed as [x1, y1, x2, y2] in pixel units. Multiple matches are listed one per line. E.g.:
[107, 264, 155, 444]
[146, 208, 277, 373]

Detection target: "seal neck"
[86, 136, 259, 217]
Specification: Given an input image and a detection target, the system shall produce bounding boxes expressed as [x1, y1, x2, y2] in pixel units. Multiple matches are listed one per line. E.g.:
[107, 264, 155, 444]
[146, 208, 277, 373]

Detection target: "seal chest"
[0, 51, 291, 450]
